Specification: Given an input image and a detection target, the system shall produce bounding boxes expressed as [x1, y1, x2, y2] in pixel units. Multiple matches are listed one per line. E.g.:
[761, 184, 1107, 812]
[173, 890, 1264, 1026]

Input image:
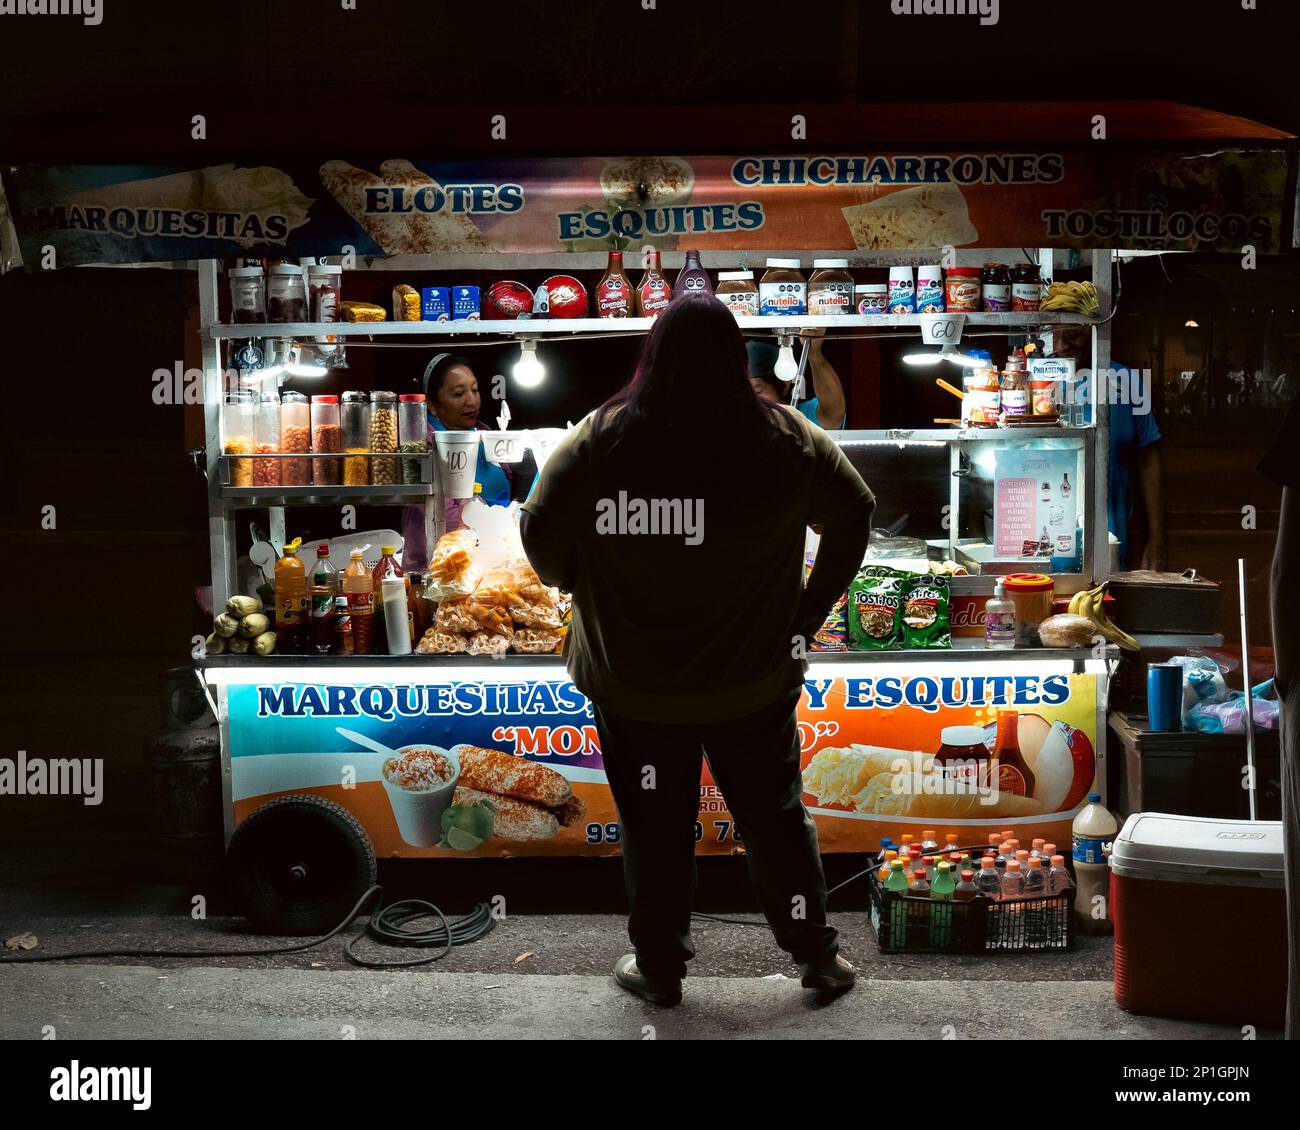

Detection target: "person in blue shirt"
[746, 330, 846, 429]
[400, 353, 530, 567]
[1053, 325, 1166, 571]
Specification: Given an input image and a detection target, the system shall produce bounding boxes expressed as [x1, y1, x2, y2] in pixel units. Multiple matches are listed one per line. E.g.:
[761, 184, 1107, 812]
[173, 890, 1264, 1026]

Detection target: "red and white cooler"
[1111, 813, 1286, 1028]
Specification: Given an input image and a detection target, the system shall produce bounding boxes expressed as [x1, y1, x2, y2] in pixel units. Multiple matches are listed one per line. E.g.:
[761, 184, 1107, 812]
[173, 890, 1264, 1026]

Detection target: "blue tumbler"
[1147, 663, 1183, 732]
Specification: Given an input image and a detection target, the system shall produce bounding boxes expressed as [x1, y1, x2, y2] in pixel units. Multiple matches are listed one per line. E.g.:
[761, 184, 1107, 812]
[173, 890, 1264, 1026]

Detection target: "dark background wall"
[1, 0, 1296, 843]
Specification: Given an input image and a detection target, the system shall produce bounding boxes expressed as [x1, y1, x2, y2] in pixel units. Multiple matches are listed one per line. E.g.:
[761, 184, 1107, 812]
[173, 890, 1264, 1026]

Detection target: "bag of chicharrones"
[502, 554, 563, 629]
[512, 626, 565, 653]
[426, 528, 482, 599]
[434, 595, 480, 635]
[416, 628, 468, 654]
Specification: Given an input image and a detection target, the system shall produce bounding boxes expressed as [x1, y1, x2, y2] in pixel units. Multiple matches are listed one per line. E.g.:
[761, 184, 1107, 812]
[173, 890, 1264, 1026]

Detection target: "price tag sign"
[483, 432, 525, 465]
[528, 428, 568, 472]
[919, 312, 965, 347]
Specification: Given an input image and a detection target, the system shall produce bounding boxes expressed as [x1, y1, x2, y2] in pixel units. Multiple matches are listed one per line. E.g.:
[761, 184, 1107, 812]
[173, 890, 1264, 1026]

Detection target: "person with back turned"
[519, 295, 875, 1007]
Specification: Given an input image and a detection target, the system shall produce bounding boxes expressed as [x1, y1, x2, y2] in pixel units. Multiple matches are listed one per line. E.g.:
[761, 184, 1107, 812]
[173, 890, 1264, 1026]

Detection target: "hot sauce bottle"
[991, 709, 1037, 798]
[596, 250, 633, 318]
[635, 249, 672, 318]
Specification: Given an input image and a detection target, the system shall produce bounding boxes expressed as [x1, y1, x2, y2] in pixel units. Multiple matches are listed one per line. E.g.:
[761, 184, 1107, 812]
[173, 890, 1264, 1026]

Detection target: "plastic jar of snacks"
[341, 391, 369, 486]
[1002, 573, 1055, 646]
[311, 395, 341, 485]
[369, 391, 400, 485]
[280, 390, 311, 485]
[254, 393, 281, 487]
[267, 264, 308, 323]
[398, 393, 429, 485]
[223, 390, 255, 487]
[229, 267, 265, 324]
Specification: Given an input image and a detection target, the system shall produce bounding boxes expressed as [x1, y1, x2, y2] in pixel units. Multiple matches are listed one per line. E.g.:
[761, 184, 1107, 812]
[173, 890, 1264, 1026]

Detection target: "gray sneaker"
[613, 953, 683, 1007]
[798, 953, 856, 993]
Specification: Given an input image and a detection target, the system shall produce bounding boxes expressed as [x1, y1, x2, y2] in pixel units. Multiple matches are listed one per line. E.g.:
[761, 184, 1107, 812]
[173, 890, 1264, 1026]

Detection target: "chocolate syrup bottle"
[673, 250, 713, 298]
[635, 249, 672, 317]
[596, 250, 633, 318]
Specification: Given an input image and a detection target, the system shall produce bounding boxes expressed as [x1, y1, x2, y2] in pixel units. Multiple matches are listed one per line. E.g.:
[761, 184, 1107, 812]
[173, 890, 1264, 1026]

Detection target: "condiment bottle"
[310, 544, 340, 655]
[981, 262, 1011, 312]
[635, 249, 672, 318]
[342, 549, 375, 655]
[984, 580, 1017, 650]
[596, 250, 633, 318]
[674, 250, 713, 298]
[274, 538, 308, 655]
[382, 575, 413, 656]
[991, 709, 1037, 799]
[332, 595, 353, 655]
[371, 546, 406, 655]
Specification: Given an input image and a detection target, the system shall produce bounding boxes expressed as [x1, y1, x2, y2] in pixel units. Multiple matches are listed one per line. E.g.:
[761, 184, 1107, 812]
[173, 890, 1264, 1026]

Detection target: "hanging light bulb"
[774, 335, 798, 382]
[513, 338, 545, 387]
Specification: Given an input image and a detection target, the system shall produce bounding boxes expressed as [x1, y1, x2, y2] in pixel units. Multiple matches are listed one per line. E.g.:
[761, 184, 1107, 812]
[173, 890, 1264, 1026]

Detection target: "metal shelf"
[218, 484, 432, 507]
[205, 311, 1098, 341]
[196, 640, 1113, 670]
[831, 426, 1089, 444]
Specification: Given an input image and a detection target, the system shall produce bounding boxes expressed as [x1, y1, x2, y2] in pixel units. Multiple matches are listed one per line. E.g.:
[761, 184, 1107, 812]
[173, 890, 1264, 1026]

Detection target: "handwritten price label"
[919, 312, 965, 346]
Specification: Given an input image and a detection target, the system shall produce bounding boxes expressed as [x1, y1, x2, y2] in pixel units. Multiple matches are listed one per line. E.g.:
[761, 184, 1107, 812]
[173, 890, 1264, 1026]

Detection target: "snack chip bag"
[426, 529, 482, 598]
[812, 591, 849, 651]
[847, 567, 905, 650]
[900, 573, 952, 649]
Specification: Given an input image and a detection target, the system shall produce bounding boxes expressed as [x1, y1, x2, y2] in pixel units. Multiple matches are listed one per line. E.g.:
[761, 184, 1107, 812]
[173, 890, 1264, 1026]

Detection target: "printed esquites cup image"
[380, 746, 461, 847]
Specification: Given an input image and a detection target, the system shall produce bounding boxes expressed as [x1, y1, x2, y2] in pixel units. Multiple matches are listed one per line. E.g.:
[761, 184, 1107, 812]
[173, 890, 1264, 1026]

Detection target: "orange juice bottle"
[274, 538, 308, 654]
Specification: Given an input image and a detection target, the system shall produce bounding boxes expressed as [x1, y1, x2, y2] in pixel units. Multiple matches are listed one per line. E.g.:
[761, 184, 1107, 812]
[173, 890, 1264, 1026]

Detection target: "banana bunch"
[1041, 280, 1100, 317]
[1068, 581, 1140, 651]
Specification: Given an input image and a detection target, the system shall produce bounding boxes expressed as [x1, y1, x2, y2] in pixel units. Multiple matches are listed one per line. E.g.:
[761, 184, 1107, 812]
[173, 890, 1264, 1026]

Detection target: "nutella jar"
[759, 258, 806, 316]
[935, 725, 988, 788]
[716, 270, 758, 318]
[807, 259, 854, 315]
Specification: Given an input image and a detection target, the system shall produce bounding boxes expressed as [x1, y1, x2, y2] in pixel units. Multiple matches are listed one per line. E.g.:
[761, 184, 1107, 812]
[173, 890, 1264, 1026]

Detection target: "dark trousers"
[593, 688, 839, 979]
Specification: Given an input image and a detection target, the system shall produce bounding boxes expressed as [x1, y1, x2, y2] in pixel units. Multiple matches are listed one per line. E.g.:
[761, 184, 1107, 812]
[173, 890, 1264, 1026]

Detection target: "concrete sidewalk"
[0, 964, 1254, 1041]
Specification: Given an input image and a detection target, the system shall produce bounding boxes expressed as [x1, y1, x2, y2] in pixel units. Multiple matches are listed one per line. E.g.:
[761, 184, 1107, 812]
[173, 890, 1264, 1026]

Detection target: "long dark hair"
[591, 294, 802, 451]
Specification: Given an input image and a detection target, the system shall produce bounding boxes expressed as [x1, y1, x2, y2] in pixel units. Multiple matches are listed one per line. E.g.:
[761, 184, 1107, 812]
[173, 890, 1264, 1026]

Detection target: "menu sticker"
[995, 476, 1038, 556]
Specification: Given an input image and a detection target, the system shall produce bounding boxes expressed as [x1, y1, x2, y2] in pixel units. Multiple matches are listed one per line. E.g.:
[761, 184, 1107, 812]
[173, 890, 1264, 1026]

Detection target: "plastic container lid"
[308, 264, 343, 275]
[1027, 856, 1043, 867]
[399, 394, 427, 402]
[855, 283, 888, 292]
[381, 545, 395, 554]
[812, 258, 849, 268]
[1003, 572, 1054, 591]
[939, 725, 986, 746]
[980, 858, 996, 868]
[229, 266, 264, 277]
[1110, 813, 1284, 887]
[1006, 860, 1021, 871]
[311, 394, 339, 403]
[718, 270, 755, 280]
[269, 263, 304, 275]
[765, 257, 801, 268]
[946, 266, 982, 277]
[282, 390, 307, 403]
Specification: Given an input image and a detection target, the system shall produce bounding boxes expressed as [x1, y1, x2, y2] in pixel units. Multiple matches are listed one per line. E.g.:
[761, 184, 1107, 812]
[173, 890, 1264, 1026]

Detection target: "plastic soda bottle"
[921, 830, 940, 854]
[954, 869, 979, 901]
[929, 861, 955, 946]
[1001, 859, 1025, 899]
[1047, 854, 1074, 896]
[1072, 793, 1118, 935]
[1015, 849, 1030, 870]
[877, 837, 895, 864]
[310, 544, 340, 655]
[1023, 856, 1047, 896]
[884, 859, 910, 948]
[976, 858, 1002, 899]
[908, 868, 931, 897]
[1031, 837, 1047, 860]
[944, 833, 960, 855]
[877, 850, 899, 882]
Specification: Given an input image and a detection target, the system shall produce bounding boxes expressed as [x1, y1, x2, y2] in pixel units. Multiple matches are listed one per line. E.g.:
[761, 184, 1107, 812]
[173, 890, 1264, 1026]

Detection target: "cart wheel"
[227, 795, 376, 935]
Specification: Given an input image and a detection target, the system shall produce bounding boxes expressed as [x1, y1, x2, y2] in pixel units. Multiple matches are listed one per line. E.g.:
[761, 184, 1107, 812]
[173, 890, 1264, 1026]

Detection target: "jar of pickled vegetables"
[369, 391, 400, 486]
[222, 390, 256, 488]
[398, 393, 428, 485]
[311, 394, 341, 485]
[341, 391, 369, 486]
[280, 391, 311, 486]
[254, 394, 282, 487]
